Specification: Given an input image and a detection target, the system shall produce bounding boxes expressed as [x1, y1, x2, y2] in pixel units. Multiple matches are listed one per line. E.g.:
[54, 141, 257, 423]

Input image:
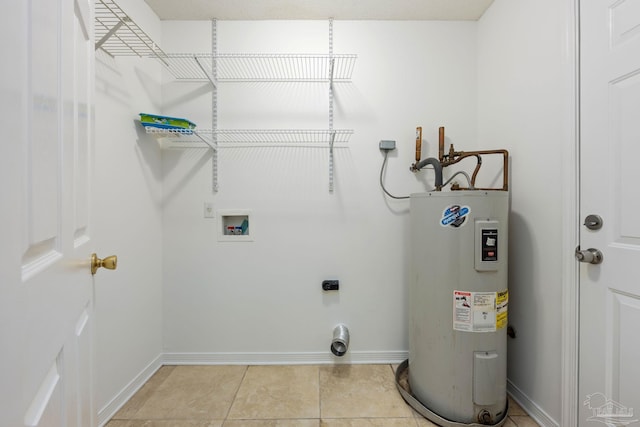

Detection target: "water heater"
[407, 190, 509, 426]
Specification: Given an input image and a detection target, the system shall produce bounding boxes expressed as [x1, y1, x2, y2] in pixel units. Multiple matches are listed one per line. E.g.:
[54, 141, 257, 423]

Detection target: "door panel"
[612, 72, 640, 243]
[579, 0, 640, 424]
[24, 0, 62, 271]
[610, 0, 640, 47]
[24, 358, 64, 427]
[613, 293, 640, 405]
[73, 0, 92, 246]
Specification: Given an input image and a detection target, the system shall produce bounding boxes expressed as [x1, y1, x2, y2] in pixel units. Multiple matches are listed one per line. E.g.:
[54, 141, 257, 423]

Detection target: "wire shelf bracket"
[95, 0, 167, 61]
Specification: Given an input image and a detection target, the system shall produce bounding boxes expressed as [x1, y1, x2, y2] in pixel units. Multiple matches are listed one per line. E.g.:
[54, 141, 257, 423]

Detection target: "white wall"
[160, 20, 478, 361]
[477, 0, 574, 425]
[93, 0, 164, 421]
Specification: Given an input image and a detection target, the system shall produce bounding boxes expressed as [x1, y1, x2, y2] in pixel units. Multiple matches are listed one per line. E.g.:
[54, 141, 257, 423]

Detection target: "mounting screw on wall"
[322, 280, 339, 291]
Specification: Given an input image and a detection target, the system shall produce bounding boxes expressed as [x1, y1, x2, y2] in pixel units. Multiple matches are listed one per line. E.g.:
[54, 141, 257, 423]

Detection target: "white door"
[0, 0, 98, 426]
[579, 0, 640, 426]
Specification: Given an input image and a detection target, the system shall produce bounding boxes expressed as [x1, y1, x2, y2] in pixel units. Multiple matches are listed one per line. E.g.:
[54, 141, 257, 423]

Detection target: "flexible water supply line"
[412, 157, 443, 189]
[443, 170, 473, 189]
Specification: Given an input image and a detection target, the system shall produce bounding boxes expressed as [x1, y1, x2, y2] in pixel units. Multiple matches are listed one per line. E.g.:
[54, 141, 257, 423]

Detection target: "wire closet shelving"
[95, 0, 356, 192]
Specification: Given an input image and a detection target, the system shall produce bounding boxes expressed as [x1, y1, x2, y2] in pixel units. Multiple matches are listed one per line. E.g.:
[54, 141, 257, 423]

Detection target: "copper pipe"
[438, 127, 445, 161]
[415, 127, 422, 163]
[443, 149, 509, 191]
[470, 155, 482, 185]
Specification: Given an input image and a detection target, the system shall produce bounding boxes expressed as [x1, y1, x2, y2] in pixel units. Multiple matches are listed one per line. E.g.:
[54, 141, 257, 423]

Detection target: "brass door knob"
[91, 253, 118, 275]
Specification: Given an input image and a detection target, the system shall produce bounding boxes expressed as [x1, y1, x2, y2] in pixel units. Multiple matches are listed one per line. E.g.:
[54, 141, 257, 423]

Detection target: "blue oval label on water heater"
[441, 205, 470, 228]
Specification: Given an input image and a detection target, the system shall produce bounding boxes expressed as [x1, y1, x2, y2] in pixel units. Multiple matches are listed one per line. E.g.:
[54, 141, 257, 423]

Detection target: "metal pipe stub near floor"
[395, 360, 509, 427]
[331, 324, 350, 356]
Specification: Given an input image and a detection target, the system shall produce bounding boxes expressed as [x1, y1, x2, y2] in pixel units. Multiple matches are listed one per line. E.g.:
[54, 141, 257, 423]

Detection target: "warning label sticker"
[453, 289, 508, 332]
[453, 291, 472, 330]
[496, 290, 509, 330]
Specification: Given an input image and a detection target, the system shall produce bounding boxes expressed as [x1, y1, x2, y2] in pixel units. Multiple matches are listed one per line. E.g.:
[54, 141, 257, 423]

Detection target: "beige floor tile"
[113, 366, 177, 419]
[509, 416, 540, 427]
[227, 365, 320, 420]
[106, 421, 223, 427]
[508, 396, 527, 416]
[321, 418, 418, 427]
[320, 365, 414, 419]
[223, 420, 320, 427]
[414, 416, 439, 426]
[133, 365, 247, 420]
[503, 418, 518, 427]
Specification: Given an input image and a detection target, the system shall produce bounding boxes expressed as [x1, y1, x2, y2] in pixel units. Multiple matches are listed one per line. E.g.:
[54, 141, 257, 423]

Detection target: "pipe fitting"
[331, 324, 350, 357]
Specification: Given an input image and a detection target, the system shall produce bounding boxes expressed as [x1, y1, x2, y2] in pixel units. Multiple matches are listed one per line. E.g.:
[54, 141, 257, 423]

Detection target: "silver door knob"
[575, 246, 603, 265]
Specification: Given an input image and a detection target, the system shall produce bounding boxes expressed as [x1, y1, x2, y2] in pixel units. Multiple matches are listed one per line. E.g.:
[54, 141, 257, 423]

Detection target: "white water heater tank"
[409, 190, 509, 425]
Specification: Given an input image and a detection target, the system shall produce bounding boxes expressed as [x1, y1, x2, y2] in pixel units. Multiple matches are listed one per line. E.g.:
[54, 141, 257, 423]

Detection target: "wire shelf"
[144, 127, 216, 148]
[157, 53, 358, 82]
[95, 0, 167, 58]
[145, 127, 353, 145]
[214, 129, 353, 144]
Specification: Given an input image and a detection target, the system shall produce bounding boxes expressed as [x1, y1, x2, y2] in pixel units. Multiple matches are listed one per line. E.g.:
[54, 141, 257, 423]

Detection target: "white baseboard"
[507, 380, 558, 427]
[162, 350, 409, 365]
[97, 354, 163, 427]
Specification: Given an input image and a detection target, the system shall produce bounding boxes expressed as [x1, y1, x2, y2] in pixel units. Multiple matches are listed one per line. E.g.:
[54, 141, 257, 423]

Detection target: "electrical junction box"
[379, 140, 396, 151]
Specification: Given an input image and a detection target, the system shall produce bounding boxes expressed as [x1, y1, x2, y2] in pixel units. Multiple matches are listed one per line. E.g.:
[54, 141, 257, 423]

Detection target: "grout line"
[223, 364, 249, 421]
[318, 364, 322, 421]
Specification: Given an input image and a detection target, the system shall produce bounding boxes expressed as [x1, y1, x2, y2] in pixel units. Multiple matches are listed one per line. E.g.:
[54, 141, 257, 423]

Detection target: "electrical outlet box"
[379, 140, 396, 151]
[204, 202, 215, 218]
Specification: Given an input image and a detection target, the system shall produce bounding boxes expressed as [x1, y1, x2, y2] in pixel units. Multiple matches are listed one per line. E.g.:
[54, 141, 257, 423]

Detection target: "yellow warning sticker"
[453, 289, 509, 332]
[496, 290, 509, 330]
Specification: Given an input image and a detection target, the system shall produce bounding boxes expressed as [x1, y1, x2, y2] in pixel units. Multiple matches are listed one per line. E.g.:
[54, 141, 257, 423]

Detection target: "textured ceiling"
[143, 0, 495, 21]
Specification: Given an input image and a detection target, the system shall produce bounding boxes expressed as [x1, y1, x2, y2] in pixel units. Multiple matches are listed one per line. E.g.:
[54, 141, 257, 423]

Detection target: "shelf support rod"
[329, 131, 336, 192]
[329, 58, 335, 87]
[328, 18, 335, 193]
[193, 131, 218, 151]
[95, 19, 126, 51]
[211, 19, 219, 192]
[195, 55, 218, 88]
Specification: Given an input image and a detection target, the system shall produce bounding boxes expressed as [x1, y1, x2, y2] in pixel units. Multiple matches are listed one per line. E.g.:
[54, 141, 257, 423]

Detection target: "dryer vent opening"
[331, 324, 349, 357]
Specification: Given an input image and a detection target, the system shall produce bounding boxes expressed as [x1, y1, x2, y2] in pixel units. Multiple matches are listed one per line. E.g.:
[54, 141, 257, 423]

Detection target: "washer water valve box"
[218, 210, 252, 242]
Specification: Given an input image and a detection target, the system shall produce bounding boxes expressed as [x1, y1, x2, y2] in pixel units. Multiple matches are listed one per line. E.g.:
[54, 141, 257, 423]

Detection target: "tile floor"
[107, 364, 540, 427]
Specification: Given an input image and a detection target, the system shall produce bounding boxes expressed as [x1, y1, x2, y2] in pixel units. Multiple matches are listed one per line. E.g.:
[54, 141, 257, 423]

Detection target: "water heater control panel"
[475, 220, 499, 271]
